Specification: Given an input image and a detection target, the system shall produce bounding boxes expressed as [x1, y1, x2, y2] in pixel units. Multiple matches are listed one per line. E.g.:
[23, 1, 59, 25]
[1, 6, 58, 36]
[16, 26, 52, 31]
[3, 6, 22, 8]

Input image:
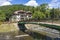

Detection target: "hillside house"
[10, 10, 32, 22]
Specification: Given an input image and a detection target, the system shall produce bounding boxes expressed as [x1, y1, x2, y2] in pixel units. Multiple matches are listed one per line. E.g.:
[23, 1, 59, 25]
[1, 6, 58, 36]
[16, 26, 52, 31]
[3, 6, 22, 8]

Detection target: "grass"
[19, 22, 60, 31]
[0, 22, 34, 40]
[39, 23, 60, 31]
[0, 23, 19, 32]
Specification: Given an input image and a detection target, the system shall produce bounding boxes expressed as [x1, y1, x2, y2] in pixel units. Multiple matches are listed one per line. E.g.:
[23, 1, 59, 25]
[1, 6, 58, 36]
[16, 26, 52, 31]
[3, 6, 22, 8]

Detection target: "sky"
[0, 0, 60, 8]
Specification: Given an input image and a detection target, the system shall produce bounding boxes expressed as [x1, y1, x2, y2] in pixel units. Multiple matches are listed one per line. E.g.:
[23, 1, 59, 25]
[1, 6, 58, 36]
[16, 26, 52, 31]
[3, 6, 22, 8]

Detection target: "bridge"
[18, 22, 60, 39]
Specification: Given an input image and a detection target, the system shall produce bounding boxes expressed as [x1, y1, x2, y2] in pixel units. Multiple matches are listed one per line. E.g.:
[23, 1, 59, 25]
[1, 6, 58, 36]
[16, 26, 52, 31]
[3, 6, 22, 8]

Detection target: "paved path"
[25, 22, 60, 26]
[15, 34, 29, 37]
[25, 24, 60, 38]
[38, 22, 60, 26]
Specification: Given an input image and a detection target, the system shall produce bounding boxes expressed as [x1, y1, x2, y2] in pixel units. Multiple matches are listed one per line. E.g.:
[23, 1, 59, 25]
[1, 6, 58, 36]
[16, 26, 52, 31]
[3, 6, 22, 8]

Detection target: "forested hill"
[0, 4, 60, 22]
[0, 4, 34, 21]
[0, 4, 34, 14]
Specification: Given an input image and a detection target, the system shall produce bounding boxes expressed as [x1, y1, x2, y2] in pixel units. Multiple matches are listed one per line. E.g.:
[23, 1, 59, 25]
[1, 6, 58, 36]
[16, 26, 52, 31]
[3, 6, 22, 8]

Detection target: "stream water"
[25, 30, 54, 40]
[0, 30, 60, 40]
[18, 23, 60, 40]
[0, 23, 60, 40]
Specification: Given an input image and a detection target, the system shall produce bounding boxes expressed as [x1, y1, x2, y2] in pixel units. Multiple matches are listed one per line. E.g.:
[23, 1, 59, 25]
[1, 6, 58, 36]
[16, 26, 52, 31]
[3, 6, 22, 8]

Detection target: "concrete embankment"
[25, 24, 60, 38]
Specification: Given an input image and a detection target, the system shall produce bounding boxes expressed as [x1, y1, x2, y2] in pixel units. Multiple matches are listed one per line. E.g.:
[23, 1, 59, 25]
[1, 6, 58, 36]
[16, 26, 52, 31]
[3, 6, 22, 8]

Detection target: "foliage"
[0, 4, 60, 21]
[0, 10, 6, 21]
[39, 23, 60, 31]
[32, 11, 46, 20]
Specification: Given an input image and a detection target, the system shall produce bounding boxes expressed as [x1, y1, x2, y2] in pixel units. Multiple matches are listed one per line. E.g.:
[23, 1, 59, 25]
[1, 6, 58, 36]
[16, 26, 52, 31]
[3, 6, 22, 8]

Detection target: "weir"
[18, 22, 60, 39]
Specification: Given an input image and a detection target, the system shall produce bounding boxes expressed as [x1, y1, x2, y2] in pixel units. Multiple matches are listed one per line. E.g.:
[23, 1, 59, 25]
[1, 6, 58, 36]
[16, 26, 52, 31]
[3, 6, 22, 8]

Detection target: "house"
[10, 10, 32, 22]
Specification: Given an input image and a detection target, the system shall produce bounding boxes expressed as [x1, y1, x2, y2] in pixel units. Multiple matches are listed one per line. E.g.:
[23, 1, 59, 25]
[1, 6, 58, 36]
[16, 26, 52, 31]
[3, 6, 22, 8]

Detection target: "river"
[0, 30, 60, 40]
[0, 31, 33, 40]
[18, 23, 60, 40]
[0, 23, 60, 40]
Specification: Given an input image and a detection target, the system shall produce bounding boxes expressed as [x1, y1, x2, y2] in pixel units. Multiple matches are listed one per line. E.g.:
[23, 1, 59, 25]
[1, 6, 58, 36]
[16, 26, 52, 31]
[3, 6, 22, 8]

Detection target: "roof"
[14, 10, 25, 14]
[26, 11, 32, 14]
[13, 10, 32, 15]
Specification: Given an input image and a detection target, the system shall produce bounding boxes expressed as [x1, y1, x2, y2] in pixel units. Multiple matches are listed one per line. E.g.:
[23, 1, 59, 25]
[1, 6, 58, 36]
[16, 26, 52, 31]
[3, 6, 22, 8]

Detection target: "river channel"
[0, 23, 60, 40]
[0, 30, 59, 40]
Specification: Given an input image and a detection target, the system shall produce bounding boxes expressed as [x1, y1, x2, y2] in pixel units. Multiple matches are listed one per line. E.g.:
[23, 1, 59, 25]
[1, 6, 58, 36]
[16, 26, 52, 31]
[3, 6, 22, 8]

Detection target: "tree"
[0, 10, 6, 21]
[39, 3, 48, 13]
[32, 11, 46, 20]
[0, 4, 60, 21]
[39, 3, 50, 19]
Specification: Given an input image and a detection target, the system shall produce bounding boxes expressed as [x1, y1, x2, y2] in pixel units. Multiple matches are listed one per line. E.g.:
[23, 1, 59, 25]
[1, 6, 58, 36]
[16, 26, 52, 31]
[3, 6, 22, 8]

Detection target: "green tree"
[32, 11, 46, 20]
[0, 10, 6, 21]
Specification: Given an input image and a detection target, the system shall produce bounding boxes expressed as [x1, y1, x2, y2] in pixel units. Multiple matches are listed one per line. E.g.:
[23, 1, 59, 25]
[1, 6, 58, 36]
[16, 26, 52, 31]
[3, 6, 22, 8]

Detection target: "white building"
[10, 10, 32, 22]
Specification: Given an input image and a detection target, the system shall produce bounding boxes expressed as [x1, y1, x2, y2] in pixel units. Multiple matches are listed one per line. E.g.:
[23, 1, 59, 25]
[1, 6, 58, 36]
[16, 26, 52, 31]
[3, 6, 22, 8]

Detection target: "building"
[10, 10, 32, 22]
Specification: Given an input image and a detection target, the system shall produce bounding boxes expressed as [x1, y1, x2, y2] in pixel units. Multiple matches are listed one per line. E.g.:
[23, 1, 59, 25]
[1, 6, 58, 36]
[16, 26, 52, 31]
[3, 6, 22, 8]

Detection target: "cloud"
[0, 1, 12, 6]
[0, 0, 12, 6]
[49, 0, 60, 8]
[25, 0, 38, 7]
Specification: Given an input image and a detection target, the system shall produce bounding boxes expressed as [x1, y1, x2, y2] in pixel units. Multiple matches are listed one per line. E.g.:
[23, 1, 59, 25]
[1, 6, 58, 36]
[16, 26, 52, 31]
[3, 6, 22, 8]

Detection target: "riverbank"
[0, 23, 19, 32]
[25, 24, 60, 38]
[0, 30, 34, 40]
[0, 22, 34, 40]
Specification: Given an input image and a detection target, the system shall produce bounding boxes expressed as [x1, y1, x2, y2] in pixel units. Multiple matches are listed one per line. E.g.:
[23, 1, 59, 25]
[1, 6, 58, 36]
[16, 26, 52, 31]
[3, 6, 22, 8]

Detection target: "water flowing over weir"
[18, 22, 60, 40]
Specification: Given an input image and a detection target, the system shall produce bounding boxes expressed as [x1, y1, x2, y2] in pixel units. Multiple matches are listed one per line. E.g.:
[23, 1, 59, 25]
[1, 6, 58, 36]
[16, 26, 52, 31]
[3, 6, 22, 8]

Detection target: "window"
[29, 15, 31, 17]
[21, 15, 24, 17]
